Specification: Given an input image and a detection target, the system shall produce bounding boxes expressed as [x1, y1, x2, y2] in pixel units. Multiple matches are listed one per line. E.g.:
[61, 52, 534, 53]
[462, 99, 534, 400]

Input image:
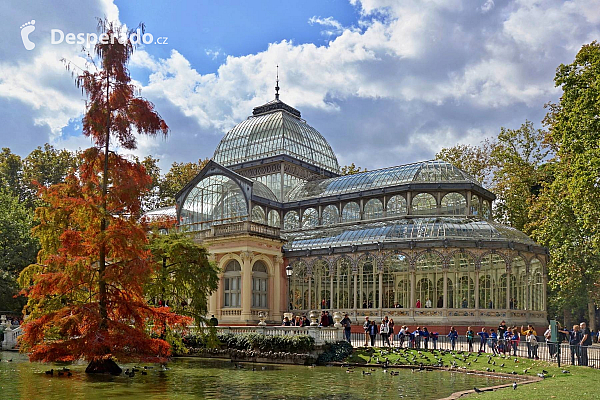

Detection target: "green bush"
[183, 332, 315, 353]
[316, 341, 353, 365]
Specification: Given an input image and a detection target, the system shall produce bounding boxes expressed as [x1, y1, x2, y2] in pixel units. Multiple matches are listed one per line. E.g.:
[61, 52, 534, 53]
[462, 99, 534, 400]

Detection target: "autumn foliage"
[18, 19, 187, 364]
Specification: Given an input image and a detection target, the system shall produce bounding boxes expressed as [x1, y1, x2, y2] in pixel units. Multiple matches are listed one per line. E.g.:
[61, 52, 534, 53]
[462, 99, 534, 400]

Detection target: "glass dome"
[213, 100, 339, 174]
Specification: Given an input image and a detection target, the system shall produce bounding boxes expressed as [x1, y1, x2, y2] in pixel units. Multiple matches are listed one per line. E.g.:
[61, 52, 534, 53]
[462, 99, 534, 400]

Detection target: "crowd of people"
[280, 312, 597, 367]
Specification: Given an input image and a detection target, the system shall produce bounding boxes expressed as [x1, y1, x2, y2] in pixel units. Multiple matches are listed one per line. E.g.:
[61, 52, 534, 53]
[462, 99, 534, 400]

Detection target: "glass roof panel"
[282, 217, 536, 251]
[286, 160, 481, 201]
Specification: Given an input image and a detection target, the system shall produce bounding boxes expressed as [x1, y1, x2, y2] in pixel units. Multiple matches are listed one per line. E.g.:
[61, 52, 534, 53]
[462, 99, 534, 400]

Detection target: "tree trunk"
[588, 298, 596, 332]
[86, 359, 122, 375]
[563, 308, 572, 330]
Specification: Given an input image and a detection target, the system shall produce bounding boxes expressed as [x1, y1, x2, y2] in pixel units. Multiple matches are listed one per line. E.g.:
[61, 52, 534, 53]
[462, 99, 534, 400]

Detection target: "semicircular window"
[386, 195, 407, 217]
[251, 205, 266, 224]
[411, 193, 437, 215]
[364, 198, 383, 220]
[322, 205, 339, 225]
[284, 210, 300, 230]
[441, 192, 467, 215]
[302, 208, 319, 228]
[342, 202, 360, 222]
[268, 210, 280, 227]
[180, 174, 248, 231]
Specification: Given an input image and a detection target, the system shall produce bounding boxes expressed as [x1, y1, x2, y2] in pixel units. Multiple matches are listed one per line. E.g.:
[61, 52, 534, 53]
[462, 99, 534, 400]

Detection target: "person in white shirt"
[425, 299, 432, 308]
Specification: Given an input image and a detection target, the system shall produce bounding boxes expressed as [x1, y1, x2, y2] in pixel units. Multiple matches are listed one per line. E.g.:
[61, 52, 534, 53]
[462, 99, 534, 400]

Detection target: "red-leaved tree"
[18, 19, 187, 372]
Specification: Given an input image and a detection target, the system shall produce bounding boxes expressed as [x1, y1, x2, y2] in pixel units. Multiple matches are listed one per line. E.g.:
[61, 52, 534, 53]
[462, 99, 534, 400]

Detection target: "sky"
[1, 0, 599, 172]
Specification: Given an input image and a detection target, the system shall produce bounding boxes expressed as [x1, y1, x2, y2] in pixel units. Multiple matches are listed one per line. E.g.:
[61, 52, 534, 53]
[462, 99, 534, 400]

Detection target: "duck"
[45, 369, 54, 376]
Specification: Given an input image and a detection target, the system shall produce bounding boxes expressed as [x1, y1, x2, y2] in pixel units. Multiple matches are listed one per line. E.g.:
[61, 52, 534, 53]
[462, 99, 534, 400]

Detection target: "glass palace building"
[169, 93, 548, 329]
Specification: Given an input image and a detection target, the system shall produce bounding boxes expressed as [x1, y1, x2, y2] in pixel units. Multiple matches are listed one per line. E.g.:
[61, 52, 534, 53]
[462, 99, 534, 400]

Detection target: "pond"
[0, 352, 507, 399]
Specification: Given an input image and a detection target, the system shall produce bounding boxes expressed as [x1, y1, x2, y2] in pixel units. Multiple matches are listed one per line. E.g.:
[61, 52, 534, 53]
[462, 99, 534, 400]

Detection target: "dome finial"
[275, 65, 280, 100]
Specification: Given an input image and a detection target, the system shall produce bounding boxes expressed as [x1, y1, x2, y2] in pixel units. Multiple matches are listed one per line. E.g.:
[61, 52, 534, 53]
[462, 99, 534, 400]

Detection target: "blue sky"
[1, 0, 599, 172]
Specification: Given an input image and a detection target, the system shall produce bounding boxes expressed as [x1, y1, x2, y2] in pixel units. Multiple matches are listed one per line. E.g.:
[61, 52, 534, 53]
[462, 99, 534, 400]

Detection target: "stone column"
[273, 255, 283, 320]
[308, 275, 312, 310]
[208, 253, 218, 318]
[240, 251, 254, 323]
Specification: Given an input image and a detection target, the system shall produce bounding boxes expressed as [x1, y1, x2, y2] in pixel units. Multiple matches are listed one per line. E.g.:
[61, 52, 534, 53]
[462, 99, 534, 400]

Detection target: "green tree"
[139, 155, 162, 211]
[22, 144, 79, 206]
[435, 142, 493, 187]
[531, 41, 600, 330]
[147, 231, 219, 326]
[340, 163, 366, 175]
[0, 148, 24, 200]
[0, 189, 38, 312]
[158, 158, 209, 206]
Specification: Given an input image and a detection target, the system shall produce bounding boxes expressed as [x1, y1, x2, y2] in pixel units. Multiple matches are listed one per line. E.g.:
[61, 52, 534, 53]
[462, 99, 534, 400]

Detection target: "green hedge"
[316, 341, 354, 365]
[183, 332, 315, 353]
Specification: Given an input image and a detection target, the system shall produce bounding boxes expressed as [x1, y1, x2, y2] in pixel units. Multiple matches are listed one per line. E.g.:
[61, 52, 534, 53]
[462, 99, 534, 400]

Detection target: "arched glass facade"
[180, 174, 247, 231]
[322, 205, 339, 225]
[412, 193, 437, 215]
[252, 261, 268, 308]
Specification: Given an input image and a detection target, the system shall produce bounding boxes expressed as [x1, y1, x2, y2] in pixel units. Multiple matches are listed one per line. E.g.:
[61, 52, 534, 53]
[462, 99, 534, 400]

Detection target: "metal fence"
[347, 331, 600, 369]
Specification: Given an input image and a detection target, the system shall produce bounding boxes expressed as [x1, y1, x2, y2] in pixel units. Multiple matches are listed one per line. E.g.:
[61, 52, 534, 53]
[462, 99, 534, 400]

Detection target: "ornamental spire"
[275, 65, 280, 100]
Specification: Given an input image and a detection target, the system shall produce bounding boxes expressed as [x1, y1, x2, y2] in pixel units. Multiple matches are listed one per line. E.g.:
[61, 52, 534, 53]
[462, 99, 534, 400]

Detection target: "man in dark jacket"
[209, 315, 218, 326]
[341, 314, 352, 343]
[327, 311, 334, 326]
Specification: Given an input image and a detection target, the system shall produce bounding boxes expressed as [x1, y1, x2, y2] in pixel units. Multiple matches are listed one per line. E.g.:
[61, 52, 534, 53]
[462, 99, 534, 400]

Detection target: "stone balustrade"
[213, 325, 344, 346]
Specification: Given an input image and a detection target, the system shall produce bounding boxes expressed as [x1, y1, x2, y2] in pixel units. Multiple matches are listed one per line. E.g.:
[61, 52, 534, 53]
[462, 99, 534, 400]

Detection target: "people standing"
[398, 325, 407, 348]
[521, 325, 537, 359]
[559, 325, 581, 365]
[477, 327, 489, 353]
[209, 315, 219, 326]
[580, 322, 592, 366]
[489, 329, 498, 355]
[327, 311, 334, 326]
[380, 319, 390, 347]
[389, 319, 395, 346]
[466, 326, 475, 352]
[416, 299, 421, 308]
[369, 320, 378, 347]
[526, 330, 539, 360]
[544, 324, 555, 358]
[431, 331, 439, 349]
[422, 327, 430, 349]
[363, 316, 371, 347]
[425, 298, 432, 308]
[511, 328, 520, 356]
[320, 311, 329, 327]
[282, 317, 291, 326]
[341, 313, 352, 344]
[413, 326, 422, 349]
[448, 327, 458, 351]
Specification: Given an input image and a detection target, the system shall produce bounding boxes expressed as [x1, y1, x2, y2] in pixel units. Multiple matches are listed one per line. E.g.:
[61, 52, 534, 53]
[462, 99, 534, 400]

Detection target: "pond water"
[0, 351, 507, 399]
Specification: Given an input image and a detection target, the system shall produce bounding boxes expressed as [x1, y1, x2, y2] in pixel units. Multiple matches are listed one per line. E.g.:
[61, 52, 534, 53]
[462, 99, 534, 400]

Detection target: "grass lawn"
[344, 347, 600, 399]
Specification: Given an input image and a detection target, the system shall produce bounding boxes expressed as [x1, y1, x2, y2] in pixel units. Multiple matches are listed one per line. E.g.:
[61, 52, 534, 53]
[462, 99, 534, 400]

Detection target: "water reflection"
[1, 352, 505, 400]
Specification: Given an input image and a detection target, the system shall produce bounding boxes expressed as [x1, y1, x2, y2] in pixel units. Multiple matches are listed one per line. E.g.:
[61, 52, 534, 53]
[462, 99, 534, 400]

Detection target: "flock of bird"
[341, 347, 574, 393]
[43, 364, 171, 378]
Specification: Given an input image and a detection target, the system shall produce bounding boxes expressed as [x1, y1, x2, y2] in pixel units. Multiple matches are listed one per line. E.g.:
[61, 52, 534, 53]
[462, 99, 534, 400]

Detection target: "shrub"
[316, 341, 353, 365]
[183, 332, 315, 353]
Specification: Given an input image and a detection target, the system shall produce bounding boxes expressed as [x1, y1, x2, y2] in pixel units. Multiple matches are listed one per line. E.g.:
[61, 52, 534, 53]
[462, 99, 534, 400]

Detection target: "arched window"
[441, 192, 467, 215]
[290, 261, 311, 310]
[383, 254, 410, 308]
[482, 200, 491, 220]
[415, 252, 443, 308]
[448, 252, 475, 308]
[358, 256, 377, 308]
[252, 261, 268, 308]
[479, 254, 506, 309]
[180, 174, 248, 230]
[530, 258, 544, 311]
[322, 205, 339, 225]
[313, 260, 331, 309]
[283, 211, 299, 230]
[302, 208, 318, 228]
[342, 202, 360, 222]
[251, 206, 266, 224]
[267, 210, 280, 227]
[498, 273, 507, 309]
[511, 256, 527, 310]
[411, 193, 437, 215]
[364, 199, 383, 220]
[386, 195, 407, 217]
[223, 260, 241, 308]
[333, 258, 353, 309]
[470, 195, 481, 216]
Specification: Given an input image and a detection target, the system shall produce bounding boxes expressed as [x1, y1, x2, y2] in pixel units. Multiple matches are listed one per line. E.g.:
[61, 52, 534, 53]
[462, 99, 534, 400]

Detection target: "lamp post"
[285, 265, 293, 312]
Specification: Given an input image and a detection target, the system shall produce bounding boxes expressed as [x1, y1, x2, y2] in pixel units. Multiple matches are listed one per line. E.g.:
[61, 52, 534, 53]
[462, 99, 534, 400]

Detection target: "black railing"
[346, 332, 600, 368]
